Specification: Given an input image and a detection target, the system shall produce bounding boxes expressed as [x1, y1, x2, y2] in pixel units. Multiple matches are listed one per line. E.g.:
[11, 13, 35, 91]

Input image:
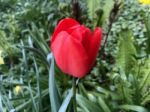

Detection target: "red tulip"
[50, 18, 102, 78]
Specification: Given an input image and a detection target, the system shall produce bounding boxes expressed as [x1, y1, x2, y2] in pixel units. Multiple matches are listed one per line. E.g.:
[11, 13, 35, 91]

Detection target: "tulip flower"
[50, 18, 102, 78]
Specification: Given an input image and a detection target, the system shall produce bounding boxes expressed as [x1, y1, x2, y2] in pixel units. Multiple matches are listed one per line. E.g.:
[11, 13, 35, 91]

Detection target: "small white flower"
[0, 50, 4, 64]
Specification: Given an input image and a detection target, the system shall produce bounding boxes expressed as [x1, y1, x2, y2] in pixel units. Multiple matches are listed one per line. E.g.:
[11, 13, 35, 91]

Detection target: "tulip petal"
[51, 31, 90, 78]
[82, 27, 93, 52]
[89, 28, 102, 65]
[51, 18, 79, 42]
[69, 25, 86, 42]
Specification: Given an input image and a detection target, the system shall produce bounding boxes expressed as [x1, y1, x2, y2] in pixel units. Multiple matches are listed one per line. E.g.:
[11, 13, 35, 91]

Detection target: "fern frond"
[145, 13, 150, 54]
[116, 30, 137, 74]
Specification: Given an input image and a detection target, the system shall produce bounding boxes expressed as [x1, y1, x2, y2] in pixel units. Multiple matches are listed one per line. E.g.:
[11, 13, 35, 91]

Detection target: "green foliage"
[118, 104, 148, 112]
[0, 30, 17, 56]
[139, 59, 150, 97]
[111, 0, 147, 48]
[100, 0, 114, 25]
[116, 30, 137, 74]
[145, 13, 150, 54]
[0, 0, 150, 112]
[77, 94, 102, 112]
[86, 0, 100, 20]
[86, 0, 114, 26]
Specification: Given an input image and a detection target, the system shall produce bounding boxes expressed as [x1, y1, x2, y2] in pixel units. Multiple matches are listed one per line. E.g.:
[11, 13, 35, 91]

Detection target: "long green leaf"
[141, 94, 150, 105]
[33, 58, 43, 111]
[58, 88, 73, 112]
[98, 97, 111, 112]
[21, 46, 48, 65]
[28, 82, 38, 112]
[30, 23, 50, 55]
[48, 54, 61, 112]
[0, 93, 4, 112]
[15, 89, 49, 111]
[118, 104, 148, 112]
[77, 94, 102, 112]
[20, 40, 28, 70]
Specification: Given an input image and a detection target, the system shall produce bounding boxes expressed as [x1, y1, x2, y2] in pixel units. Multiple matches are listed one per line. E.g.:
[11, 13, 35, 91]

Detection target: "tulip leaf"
[48, 54, 61, 112]
[118, 104, 148, 112]
[58, 88, 73, 112]
[98, 97, 111, 112]
[77, 94, 102, 112]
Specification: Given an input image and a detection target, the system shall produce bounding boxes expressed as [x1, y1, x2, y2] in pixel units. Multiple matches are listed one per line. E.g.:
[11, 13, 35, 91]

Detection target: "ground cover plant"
[0, 0, 150, 112]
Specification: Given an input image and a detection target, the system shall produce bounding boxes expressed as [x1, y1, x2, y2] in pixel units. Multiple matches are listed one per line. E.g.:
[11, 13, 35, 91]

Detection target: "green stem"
[72, 77, 77, 112]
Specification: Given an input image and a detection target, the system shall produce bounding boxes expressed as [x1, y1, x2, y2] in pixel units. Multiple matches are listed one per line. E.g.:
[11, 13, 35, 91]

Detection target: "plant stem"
[101, 0, 121, 55]
[72, 77, 77, 112]
[72, 0, 81, 23]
